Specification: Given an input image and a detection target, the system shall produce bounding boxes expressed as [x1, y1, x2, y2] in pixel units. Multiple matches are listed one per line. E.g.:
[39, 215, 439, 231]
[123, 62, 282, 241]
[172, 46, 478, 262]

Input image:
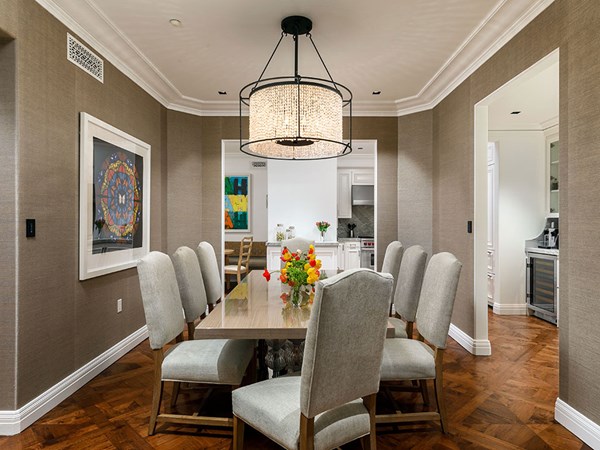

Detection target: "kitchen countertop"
[266, 241, 339, 247]
[338, 237, 360, 242]
[525, 246, 559, 256]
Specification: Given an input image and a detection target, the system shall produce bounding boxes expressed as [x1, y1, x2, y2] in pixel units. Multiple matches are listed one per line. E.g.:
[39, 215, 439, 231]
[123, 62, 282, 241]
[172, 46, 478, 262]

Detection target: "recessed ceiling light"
[218, 91, 227, 95]
[372, 91, 381, 95]
[169, 19, 182, 27]
[510, 111, 521, 115]
[358, 147, 364, 150]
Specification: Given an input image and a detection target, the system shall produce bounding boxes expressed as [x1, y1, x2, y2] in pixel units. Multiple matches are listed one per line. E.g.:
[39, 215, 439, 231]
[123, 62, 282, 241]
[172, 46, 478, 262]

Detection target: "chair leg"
[434, 350, 448, 433]
[233, 415, 245, 450]
[170, 382, 181, 409]
[419, 379, 430, 405]
[149, 351, 164, 436]
[187, 322, 195, 340]
[361, 393, 377, 450]
[226, 274, 231, 291]
[237, 271, 241, 284]
[299, 414, 315, 450]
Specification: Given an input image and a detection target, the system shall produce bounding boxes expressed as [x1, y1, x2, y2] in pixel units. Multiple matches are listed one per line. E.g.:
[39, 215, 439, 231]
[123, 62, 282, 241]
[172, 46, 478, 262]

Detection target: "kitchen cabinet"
[343, 241, 361, 270]
[547, 133, 559, 214]
[337, 168, 374, 218]
[266, 242, 339, 271]
[487, 142, 497, 307]
[337, 170, 352, 219]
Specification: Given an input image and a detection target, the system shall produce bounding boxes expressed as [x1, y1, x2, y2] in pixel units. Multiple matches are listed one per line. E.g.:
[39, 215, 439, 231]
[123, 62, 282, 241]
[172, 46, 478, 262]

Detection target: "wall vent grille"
[252, 161, 267, 168]
[67, 33, 104, 83]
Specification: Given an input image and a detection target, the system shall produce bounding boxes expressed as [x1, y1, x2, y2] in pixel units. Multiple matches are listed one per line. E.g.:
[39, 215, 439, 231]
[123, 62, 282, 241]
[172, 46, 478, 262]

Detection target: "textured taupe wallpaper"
[431, 0, 600, 425]
[398, 110, 433, 258]
[351, 117, 399, 269]
[12, 1, 165, 406]
[166, 111, 204, 254]
[0, 37, 17, 410]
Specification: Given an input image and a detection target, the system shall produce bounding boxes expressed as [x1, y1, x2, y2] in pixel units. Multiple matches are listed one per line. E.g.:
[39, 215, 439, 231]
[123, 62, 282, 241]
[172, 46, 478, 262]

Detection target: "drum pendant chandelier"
[240, 16, 352, 160]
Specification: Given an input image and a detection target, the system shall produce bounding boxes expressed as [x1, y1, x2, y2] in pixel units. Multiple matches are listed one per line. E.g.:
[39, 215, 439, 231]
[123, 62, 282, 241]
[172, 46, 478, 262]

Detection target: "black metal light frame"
[239, 15, 353, 160]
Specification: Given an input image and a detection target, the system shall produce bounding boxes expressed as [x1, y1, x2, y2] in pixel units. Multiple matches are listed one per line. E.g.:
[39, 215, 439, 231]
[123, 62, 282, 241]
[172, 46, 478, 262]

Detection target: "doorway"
[474, 49, 559, 346]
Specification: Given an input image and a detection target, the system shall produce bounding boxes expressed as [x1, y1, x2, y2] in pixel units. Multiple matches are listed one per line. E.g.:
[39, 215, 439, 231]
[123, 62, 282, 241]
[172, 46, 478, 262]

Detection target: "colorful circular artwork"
[98, 152, 141, 238]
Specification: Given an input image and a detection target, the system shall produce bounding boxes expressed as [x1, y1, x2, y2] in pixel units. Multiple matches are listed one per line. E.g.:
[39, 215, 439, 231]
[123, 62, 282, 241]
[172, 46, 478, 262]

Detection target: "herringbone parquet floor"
[0, 310, 590, 449]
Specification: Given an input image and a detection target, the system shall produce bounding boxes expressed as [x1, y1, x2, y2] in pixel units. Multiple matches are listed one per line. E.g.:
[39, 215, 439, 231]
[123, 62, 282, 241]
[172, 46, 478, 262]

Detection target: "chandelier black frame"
[239, 15, 353, 160]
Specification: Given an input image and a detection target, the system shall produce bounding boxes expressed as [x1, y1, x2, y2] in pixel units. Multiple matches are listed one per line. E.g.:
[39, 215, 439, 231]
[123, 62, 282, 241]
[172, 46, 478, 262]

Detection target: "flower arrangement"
[262, 245, 322, 306]
[316, 221, 330, 241]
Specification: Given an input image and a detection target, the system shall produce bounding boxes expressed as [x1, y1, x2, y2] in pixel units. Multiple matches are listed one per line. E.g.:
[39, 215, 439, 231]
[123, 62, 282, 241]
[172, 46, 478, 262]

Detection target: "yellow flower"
[281, 268, 287, 275]
[286, 262, 292, 268]
[315, 259, 322, 269]
[304, 263, 310, 270]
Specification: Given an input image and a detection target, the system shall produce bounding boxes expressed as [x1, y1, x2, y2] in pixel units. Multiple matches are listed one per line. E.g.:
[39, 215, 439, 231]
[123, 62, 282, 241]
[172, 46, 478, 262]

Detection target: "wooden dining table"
[197, 270, 396, 339]
[197, 269, 395, 377]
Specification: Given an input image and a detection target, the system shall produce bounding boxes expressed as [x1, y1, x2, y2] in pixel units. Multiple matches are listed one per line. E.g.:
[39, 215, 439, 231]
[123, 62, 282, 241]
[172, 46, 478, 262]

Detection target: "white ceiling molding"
[36, 0, 554, 117]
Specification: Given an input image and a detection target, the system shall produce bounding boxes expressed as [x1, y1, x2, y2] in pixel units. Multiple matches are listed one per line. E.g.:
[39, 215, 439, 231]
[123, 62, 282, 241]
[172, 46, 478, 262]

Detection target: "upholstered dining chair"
[282, 237, 314, 255]
[381, 241, 404, 299]
[196, 241, 223, 311]
[137, 251, 255, 435]
[172, 246, 209, 340]
[224, 236, 253, 290]
[388, 245, 427, 339]
[378, 252, 462, 433]
[232, 268, 394, 450]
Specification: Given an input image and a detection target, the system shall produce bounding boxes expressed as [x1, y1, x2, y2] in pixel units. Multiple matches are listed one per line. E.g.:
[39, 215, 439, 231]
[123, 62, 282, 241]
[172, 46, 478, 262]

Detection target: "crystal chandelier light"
[240, 16, 352, 160]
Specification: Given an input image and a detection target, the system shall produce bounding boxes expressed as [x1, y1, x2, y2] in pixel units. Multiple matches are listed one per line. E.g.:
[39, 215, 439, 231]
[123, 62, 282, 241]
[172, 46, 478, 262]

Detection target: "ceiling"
[488, 58, 558, 130]
[38, 0, 554, 116]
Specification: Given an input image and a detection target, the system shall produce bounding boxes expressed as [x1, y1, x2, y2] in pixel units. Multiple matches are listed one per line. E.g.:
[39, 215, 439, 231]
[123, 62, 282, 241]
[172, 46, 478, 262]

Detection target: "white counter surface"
[267, 241, 339, 247]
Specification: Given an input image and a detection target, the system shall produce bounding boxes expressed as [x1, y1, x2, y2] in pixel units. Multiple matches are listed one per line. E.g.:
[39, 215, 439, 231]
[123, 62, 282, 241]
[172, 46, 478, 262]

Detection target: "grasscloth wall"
[2, 1, 166, 408]
[430, 0, 600, 425]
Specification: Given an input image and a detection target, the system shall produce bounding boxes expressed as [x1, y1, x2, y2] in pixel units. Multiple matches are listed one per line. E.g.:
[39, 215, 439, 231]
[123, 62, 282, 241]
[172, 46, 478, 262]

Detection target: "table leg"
[257, 339, 268, 381]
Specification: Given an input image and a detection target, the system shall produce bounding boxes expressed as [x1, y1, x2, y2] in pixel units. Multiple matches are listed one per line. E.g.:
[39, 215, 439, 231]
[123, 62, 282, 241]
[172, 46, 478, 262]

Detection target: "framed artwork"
[79, 113, 151, 280]
[224, 175, 251, 232]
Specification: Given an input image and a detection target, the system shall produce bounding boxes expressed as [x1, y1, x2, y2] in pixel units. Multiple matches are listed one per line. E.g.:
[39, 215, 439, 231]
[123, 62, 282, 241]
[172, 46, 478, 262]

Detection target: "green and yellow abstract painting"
[224, 175, 250, 231]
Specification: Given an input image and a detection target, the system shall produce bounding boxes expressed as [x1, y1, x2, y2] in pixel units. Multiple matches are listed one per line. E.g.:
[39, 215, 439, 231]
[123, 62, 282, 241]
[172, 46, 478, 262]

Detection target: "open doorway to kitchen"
[220, 139, 378, 291]
[474, 49, 559, 351]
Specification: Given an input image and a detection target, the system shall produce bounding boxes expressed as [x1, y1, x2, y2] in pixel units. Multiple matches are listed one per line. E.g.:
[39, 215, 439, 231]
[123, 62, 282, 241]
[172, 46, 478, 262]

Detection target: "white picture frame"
[79, 112, 151, 280]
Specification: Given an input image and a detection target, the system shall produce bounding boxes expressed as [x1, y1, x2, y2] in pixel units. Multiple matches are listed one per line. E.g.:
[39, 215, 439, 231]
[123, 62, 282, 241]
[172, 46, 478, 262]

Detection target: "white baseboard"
[492, 302, 527, 315]
[449, 323, 491, 356]
[555, 398, 600, 449]
[0, 325, 148, 436]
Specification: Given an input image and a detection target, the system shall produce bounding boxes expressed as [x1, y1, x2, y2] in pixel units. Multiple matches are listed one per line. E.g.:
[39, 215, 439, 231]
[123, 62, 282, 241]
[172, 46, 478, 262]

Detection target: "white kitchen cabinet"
[337, 170, 352, 218]
[343, 241, 361, 270]
[267, 243, 339, 271]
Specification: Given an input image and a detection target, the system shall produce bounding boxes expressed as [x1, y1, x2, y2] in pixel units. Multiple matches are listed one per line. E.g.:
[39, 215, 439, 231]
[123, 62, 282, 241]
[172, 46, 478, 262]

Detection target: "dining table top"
[196, 270, 395, 340]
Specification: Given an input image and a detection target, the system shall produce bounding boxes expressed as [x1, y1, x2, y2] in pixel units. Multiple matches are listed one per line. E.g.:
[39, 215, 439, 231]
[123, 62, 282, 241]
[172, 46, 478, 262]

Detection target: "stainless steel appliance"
[360, 237, 375, 269]
[525, 217, 559, 325]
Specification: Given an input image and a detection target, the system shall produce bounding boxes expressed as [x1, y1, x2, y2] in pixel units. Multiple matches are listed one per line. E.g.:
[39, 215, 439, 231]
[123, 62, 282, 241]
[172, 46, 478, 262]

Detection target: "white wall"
[490, 130, 547, 310]
[224, 147, 268, 242]
[267, 159, 337, 242]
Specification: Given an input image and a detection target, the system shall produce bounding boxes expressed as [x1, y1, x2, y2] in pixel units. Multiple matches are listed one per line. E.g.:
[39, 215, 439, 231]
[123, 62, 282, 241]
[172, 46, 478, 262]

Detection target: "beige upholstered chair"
[378, 252, 462, 433]
[196, 241, 223, 311]
[381, 240, 404, 298]
[224, 236, 253, 290]
[232, 269, 394, 450]
[388, 245, 427, 339]
[137, 251, 255, 435]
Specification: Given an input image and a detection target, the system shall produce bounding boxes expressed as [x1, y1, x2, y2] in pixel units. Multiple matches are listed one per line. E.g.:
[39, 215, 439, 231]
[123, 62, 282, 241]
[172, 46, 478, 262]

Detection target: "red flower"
[295, 256, 300, 261]
[280, 274, 287, 283]
[309, 259, 316, 267]
[263, 269, 271, 282]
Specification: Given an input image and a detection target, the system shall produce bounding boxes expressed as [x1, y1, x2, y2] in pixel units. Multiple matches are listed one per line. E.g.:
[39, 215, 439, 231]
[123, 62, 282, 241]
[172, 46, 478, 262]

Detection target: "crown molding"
[36, 0, 555, 117]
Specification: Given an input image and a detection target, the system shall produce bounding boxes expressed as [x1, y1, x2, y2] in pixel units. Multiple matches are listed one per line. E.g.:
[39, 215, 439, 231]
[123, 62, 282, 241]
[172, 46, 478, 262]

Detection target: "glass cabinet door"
[549, 139, 559, 214]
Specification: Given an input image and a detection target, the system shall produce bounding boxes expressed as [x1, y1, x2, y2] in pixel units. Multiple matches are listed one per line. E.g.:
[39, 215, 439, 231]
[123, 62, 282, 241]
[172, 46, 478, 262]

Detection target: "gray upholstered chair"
[388, 245, 427, 339]
[378, 252, 462, 433]
[232, 269, 394, 450]
[172, 246, 208, 339]
[196, 241, 223, 311]
[137, 251, 255, 435]
[282, 237, 314, 255]
[381, 241, 404, 296]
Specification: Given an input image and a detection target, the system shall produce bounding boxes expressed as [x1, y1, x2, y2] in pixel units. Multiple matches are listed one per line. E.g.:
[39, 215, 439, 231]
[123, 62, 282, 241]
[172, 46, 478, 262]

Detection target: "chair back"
[196, 241, 222, 305]
[394, 245, 427, 322]
[172, 246, 208, 324]
[281, 237, 314, 255]
[415, 252, 462, 349]
[381, 241, 404, 298]
[300, 269, 393, 419]
[137, 251, 185, 350]
[237, 236, 253, 271]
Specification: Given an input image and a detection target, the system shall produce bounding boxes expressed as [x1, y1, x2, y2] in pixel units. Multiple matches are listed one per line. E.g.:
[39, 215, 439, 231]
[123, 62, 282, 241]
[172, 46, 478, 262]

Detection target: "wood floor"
[1, 310, 590, 449]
